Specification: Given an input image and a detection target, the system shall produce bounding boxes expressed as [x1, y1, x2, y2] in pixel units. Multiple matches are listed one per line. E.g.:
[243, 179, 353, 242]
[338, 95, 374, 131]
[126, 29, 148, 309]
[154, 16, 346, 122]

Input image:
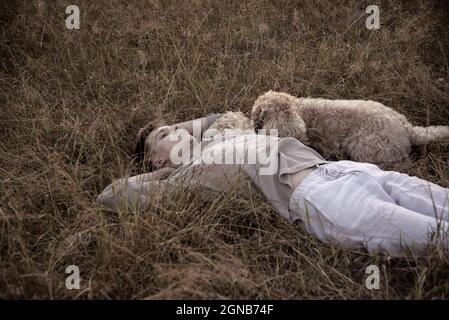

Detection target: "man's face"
[145, 124, 194, 169]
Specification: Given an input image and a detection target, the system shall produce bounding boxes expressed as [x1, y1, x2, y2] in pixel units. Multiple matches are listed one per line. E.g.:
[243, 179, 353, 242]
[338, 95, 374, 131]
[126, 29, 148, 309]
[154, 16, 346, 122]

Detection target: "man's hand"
[153, 167, 176, 180]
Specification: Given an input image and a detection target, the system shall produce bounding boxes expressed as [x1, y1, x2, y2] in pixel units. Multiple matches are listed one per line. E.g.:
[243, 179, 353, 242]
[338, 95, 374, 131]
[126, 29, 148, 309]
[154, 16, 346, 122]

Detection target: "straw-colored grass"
[1, 0, 448, 299]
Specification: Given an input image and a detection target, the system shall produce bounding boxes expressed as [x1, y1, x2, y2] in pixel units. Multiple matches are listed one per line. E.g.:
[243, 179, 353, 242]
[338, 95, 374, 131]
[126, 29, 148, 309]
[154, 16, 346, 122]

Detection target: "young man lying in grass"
[97, 113, 449, 257]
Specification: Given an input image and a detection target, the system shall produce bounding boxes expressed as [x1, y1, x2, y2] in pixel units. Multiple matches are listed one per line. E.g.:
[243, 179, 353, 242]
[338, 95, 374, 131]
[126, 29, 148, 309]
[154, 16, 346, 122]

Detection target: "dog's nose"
[254, 119, 263, 133]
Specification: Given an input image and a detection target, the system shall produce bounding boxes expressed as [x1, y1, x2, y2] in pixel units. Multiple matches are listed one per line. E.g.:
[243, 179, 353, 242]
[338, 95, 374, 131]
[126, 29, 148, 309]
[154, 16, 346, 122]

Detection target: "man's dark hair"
[133, 119, 165, 166]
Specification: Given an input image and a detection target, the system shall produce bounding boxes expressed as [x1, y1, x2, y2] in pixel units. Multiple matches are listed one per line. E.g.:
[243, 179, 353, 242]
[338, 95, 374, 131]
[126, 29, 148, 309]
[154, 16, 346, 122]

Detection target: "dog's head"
[251, 91, 308, 143]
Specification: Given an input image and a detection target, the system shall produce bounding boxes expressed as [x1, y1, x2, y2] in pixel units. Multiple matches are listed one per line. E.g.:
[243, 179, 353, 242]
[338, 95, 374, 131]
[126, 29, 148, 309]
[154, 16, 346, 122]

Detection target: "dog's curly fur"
[252, 91, 449, 163]
[208, 111, 254, 133]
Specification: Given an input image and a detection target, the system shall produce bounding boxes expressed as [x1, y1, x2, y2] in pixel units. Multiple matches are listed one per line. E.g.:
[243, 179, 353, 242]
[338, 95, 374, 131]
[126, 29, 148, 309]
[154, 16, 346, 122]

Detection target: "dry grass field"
[1, 0, 449, 299]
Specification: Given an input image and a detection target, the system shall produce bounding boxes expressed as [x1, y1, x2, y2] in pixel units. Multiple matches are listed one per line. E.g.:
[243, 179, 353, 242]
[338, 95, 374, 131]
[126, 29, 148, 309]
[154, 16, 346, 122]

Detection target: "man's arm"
[137, 167, 176, 181]
[172, 113, 222, 142]
[96, 168, 176, 211]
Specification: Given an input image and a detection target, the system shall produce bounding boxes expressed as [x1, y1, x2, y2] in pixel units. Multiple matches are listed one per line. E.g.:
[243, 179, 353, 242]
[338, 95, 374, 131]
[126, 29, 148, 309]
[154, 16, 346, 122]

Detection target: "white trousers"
[288, 161, 449, 256]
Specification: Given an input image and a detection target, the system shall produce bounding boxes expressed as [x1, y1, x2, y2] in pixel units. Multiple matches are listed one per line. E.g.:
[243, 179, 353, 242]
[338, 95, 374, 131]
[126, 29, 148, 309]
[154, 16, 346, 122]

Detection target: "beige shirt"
[97, 132, 329, 222]
[167, 132, 329, 222]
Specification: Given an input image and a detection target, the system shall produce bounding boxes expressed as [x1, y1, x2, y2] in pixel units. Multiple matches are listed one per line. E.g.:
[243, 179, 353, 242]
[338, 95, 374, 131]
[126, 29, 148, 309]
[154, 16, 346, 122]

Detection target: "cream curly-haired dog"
[251, 91, 449, 163]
